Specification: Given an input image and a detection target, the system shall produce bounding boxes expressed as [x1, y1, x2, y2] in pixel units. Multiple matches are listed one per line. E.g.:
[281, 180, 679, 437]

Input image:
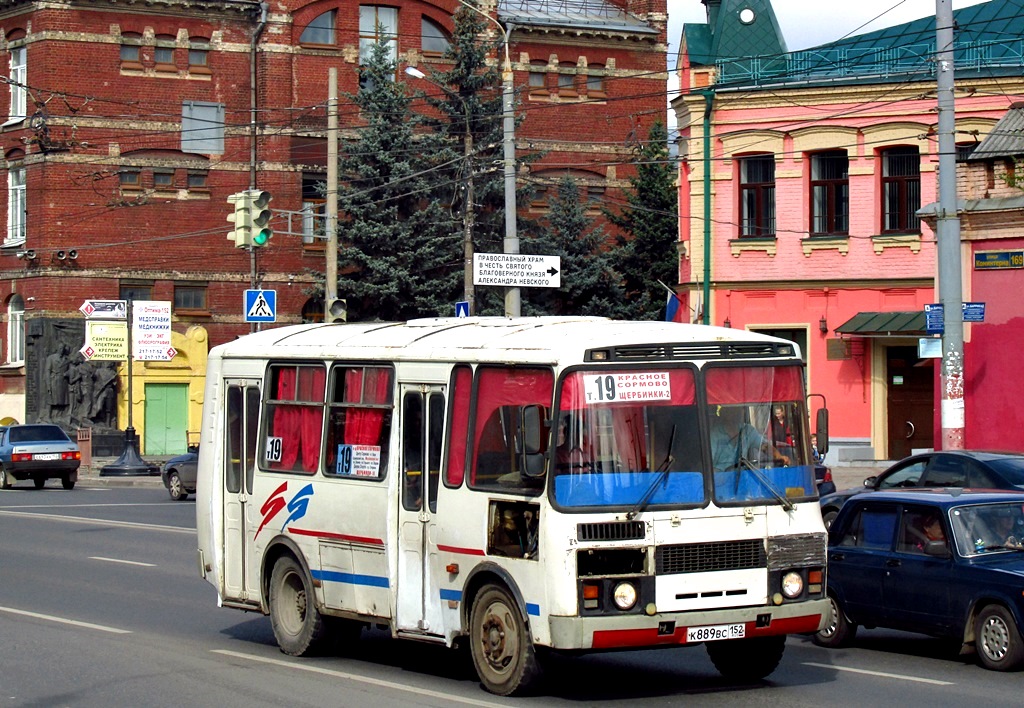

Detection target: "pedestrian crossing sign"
[245, 289, 277, 323]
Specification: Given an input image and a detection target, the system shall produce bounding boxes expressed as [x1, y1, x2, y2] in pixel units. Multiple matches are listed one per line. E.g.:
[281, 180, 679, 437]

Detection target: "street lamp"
[404, 65, 476, 315]
[451, 0, 519, 317]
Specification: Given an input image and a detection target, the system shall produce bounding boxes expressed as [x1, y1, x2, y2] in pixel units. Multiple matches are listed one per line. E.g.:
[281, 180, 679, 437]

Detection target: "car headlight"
[612, 582, 638, 610]
[781, 571, 804, 599]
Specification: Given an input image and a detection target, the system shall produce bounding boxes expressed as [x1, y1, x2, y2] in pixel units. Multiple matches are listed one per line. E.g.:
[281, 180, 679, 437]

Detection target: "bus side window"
[488, 501, 540, 560]
[402, 392, 424, 511]
[427, 392, 444, 512]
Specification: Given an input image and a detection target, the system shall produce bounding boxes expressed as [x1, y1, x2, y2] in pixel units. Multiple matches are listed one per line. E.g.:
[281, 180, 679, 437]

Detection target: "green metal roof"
[835, 311, 926, 337]
[712, 0, 1024, 89]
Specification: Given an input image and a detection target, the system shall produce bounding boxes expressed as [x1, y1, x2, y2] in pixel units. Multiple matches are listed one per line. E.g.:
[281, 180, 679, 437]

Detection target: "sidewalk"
[79, 455, 169, 487]
[829, 463, 891, 492]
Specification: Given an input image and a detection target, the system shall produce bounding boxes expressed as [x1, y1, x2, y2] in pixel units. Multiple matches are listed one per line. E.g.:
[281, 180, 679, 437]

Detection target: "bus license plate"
[686, 623, 745, 642]
[34, 453, 60, 461]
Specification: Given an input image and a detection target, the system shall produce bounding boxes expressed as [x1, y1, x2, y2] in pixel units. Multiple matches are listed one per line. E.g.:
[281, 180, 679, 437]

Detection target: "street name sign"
[132, 300, 175, 361]
[245, 289, 277, 323]
[79, 299, 127, 319]
[974, 250, 1023, 270]
[473, 254, 561, 288]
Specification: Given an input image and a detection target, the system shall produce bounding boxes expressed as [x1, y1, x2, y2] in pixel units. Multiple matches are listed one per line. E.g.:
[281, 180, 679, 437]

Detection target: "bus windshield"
[551, 365, 814, 510]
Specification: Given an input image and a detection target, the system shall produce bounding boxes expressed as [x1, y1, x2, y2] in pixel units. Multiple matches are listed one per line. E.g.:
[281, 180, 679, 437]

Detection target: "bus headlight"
[781, 571, 804, 599]
[612, 582, 638, 610]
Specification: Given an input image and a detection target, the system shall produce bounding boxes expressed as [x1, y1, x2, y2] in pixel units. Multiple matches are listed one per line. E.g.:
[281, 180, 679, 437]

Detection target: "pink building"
[672, 0, 1024, 462]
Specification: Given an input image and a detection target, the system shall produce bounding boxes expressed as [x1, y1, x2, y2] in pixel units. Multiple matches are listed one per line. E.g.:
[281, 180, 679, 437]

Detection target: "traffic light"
[326, 298, 347, 323]
[226, 192, 251, 248]
[249, 190, 273, 247]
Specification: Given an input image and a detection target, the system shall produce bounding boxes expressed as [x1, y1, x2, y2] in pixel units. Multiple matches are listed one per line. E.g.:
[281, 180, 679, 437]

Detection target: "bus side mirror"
[518, 405, 544, 477]
[816, 408, 829, 455]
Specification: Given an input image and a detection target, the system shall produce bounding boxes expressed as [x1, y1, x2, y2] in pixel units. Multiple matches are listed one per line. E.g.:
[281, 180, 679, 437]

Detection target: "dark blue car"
[815, 489, 1024, 671]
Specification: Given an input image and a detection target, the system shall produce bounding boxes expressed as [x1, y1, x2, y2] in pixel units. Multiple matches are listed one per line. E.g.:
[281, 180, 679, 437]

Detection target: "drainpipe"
[248, 2, 268, 305]
[701, 89, 713, 325]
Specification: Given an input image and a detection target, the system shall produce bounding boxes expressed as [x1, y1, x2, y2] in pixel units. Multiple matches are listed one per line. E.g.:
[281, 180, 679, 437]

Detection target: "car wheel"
[0, 466, 11, 490]
[61, 475, 75, 490]
[167, 471, 188, 501]
[705, 635, 786, 682]
[269, 555, 329, 657]
[469, 583, 543, 696]
[33, 476, 45, 489]
[822, 509, 838, 529]
[813, 593, 858, 648]
[976, 605, 1024, 671]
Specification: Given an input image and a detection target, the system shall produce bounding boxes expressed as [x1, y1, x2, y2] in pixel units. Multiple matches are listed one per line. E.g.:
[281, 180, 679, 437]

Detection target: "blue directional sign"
[245, 289, 277, 323]
[455, 300, 470, 318]
[924, 303, 944, 335]
[962, 302, 985, 322]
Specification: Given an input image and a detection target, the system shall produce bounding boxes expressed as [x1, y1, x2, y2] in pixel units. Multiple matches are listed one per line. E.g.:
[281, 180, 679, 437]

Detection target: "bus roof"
[213, 317, 799, 365]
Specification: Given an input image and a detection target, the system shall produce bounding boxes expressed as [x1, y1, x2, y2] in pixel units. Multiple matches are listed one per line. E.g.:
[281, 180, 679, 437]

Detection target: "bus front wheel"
[705, 635, 786, 682]
[269, 556, 328, 656]
[469, 583, 543, 696]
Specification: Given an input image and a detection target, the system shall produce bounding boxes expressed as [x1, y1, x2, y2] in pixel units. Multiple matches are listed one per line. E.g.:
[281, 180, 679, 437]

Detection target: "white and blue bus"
[196, 317, 829, 695]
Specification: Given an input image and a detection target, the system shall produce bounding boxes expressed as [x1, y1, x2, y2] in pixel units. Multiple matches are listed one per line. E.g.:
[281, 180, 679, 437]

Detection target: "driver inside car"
[710, 406, 791, 472]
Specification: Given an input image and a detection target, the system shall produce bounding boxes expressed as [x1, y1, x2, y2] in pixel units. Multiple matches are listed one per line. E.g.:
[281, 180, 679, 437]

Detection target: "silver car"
[0, 424, 81, 490]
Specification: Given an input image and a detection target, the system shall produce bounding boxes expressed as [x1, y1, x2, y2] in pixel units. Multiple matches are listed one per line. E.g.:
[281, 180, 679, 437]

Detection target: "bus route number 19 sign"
[582, 372, 672, 403]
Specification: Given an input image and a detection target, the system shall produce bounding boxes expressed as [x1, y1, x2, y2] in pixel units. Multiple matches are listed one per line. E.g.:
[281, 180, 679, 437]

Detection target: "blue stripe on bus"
[439, 589, 538, 616]
[310, 569, 390, 588]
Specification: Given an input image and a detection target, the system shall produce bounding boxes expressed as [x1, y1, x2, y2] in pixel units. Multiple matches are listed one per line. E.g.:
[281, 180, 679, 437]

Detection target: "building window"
[585, 64, 605, 97]
[558, 62, 576, 96]
[739, 155, 775, 238]
[153, 170, 174, 190]
[529, 61, 547, 93]
[120, 33, 142, 68]
[881, 146, 920, 233]
[181, 101, 225, 154]
[120, 284, 152, 301]
[956, 142, 977, 161]
[6, 166, 26, 245]
[188, 38, 209, 72]
[7, 295, 24, 365]
[154, 35, 176, 69]
[300, 10, 335, 46]
[187, 171, 208, 190]
[174, 284, 207, 312]
[810, 150, 849, 236]
[8, 46, 26, 121]
[360, 6, 398, 65]
[421, 17, 450, 54]
[119, 170, 140, 189]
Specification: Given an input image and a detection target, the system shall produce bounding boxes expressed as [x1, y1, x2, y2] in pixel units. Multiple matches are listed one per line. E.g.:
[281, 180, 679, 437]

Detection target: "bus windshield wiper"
[627, 425, 676, 520]
[738, 457, 794, 511]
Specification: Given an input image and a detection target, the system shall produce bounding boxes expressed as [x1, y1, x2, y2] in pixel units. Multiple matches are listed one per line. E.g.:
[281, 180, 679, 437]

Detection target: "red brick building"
[0, 0, 666, 453]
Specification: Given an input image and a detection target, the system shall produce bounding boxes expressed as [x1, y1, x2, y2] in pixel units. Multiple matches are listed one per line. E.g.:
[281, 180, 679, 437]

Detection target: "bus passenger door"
[222, 381, 261, 603]
[396, 385, 445, 635]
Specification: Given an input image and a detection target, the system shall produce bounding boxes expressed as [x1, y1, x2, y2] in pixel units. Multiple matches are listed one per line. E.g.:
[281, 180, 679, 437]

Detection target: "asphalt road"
[2, 484, 1020, 707]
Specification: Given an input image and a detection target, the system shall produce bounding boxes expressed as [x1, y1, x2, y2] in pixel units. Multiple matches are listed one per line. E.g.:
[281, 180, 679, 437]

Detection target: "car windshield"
[950, 501, 1024, 556]
[985, 458, 1024, 487]
[9, 425, 70, 443]
[550, 364, 815, 510]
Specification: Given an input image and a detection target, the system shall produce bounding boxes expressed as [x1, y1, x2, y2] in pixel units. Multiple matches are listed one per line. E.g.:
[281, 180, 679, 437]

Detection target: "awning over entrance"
[834, 311, 925, 337]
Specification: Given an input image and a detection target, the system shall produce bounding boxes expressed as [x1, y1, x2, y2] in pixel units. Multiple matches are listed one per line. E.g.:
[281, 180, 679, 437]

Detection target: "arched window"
[529, 61, 547, 94]
[7, 295, 24, 365]
[585, 64, 605, 97]
[189, 38, 210, 73]
[558, 62, 576, 96]
[300, 10, 336, 45]
[154, 34, 176, 68]
[421, 17, 450, 55]
[6, 151, 26, 245]
[120, 32, 143, 66]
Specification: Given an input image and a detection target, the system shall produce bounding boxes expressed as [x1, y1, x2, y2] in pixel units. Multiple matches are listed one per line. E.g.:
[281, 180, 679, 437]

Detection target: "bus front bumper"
[547, 598, 828, 650]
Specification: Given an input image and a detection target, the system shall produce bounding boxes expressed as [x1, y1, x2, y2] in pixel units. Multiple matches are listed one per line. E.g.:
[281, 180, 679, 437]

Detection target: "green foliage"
[605, 121, 679, 320]
[522, 176, 627, 317]
[333, 38, 462, 321]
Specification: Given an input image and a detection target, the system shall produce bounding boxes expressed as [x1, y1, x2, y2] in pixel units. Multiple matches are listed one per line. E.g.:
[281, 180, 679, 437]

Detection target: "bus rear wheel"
[269, 556, 328, 656]
[705, 635, 786, 682]
[469, 583, 543, 696]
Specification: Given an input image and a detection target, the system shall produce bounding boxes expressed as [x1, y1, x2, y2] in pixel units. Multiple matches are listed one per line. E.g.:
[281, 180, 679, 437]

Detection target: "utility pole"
[935, 0, 964, 449]
[325, 68, 339, 319]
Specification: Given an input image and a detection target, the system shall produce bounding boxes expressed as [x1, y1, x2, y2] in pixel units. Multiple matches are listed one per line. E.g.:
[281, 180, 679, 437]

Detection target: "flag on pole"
[665, 291, 685, 322]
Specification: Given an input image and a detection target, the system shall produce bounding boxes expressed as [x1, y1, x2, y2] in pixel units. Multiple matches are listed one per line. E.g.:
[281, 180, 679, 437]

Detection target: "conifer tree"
[333, 38, 462, 321]
[606, 121, 679, 320]
[522, 176, 627, 317]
